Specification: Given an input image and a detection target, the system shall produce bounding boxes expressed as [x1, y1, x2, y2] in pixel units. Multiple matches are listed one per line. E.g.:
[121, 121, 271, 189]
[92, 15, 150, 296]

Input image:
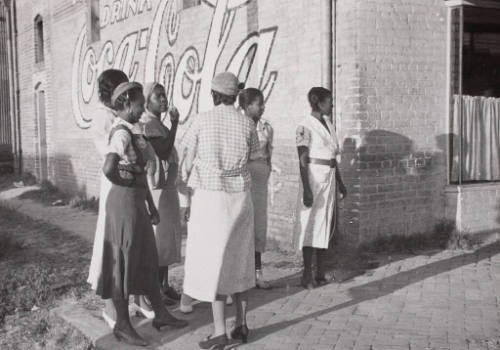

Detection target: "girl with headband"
[97, 82, 188, 346]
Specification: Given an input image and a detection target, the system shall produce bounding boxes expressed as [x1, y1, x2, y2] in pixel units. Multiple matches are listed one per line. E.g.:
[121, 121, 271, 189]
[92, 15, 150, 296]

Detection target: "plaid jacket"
[182, 104, 259, 192]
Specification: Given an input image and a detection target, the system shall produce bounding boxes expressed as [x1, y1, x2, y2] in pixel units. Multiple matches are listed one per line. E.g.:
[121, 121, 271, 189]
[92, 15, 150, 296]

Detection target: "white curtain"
[452, 95, 500, 182]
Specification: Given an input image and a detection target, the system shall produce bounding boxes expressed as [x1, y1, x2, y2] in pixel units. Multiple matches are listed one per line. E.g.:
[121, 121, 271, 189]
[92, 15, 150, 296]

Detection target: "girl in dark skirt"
[98, 82, 187, 347]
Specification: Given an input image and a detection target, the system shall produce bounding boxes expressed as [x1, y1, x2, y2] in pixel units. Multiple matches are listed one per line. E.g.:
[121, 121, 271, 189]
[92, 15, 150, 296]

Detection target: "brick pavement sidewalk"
[4, 195, 500, 350]
[70, 243, 498, 350]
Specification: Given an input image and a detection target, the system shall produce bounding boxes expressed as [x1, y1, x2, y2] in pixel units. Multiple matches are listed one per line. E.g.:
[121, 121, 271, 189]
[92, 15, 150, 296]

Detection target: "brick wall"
[14, 0, 327, 249]
[336, 0, 449, 244]
[15, 0, 497, 248]
[445, 184, 500, 236]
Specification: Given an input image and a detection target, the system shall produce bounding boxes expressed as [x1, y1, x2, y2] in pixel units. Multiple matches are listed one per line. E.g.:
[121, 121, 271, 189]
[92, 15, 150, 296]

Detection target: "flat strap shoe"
[198, 334, 228, 349]
[113, 327, 149, 347]
[152, 314, 188, 331]
[301, 272, 315, 290]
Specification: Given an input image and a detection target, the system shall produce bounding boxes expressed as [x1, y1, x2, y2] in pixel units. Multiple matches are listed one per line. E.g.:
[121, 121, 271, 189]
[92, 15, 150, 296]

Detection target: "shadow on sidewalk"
[244, 240, 500, 345]
[92, 241, 500, 349]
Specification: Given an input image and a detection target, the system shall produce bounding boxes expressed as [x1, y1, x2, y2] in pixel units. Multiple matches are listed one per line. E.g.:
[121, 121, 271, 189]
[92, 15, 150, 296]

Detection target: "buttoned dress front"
[140, 111, 182, 267]
[293, 115, 340, 250]
[181, 104, 259, 302]
[248, 118, 273, 253]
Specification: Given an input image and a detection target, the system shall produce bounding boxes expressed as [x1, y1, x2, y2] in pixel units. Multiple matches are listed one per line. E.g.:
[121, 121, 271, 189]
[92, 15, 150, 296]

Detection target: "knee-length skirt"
[150, 163, 182, 267]
[96, 184, 159, 300]
[248, 160, 270, 253]
[293, 164, 337, 250]
[183, 189, 255, 302]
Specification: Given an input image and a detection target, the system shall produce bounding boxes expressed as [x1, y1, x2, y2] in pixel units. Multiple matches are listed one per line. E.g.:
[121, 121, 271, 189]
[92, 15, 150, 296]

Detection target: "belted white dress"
[293, 114, 340, 250]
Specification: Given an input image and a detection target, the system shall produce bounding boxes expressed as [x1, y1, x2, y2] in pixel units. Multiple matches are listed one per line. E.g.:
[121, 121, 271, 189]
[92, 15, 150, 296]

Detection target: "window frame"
[445, 0, 500, 185]
[34, 14, 44, 64]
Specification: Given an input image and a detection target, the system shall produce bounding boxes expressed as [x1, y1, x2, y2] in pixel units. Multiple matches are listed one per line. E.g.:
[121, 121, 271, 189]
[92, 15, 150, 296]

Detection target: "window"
[87, 0, 100, 43]
[183, 0, 201, 10]
[448, 1, 500, 184]
[34, 15, 44, 63]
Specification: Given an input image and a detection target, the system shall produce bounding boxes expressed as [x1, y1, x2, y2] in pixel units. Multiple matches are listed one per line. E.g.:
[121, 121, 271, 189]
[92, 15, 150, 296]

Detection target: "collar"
[255, 119, 267, 131]
[307, 114, 333, 135]
[113, 117, 141, 134]
[140, 109, 161, 123]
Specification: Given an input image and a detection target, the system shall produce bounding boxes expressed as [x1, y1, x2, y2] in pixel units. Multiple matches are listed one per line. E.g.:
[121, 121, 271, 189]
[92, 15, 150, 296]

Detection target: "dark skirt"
[96, 184, 159, 300]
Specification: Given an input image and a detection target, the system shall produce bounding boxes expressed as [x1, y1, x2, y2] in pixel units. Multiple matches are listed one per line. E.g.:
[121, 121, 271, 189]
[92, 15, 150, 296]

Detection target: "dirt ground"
[0, 186, 96, 350]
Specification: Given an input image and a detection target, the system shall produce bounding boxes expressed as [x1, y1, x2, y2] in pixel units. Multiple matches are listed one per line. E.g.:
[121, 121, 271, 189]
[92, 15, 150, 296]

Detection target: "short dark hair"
[308, 87, 331, 111]
[238, 88, 264, 109]
[113, 86, 144, 111]
[97, 69, 129, 108]
[211, 90, 237, 106]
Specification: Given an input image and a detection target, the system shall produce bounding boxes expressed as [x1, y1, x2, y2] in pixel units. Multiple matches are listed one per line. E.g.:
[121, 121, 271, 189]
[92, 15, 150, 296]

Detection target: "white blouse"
[296, 115, 339, 160]
[250, 118, 273, 161]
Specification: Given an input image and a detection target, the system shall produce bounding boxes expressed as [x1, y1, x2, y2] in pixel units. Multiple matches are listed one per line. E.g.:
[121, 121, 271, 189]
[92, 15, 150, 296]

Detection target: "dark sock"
[316, 248, 328, 279]
[302, 247, 313, 277]
[158, 267, 168, 290]
[112, 297, 131, 330]
[255, 252, 262, 270]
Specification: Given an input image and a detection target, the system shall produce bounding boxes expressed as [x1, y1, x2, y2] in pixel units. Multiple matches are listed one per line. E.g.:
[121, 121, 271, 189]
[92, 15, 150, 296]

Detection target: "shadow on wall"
[19, 153, 95, 204]
[338, 129, 448, 245]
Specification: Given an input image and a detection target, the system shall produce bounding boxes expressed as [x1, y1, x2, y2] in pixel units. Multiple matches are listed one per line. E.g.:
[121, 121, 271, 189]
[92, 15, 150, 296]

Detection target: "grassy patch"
[0, 309, 93, 350]
[17, 180, 69, 206]
[68, 195, 99, 213]
[17, 180, 99, 213]
[0, 232, 24, 261]
[0, 202, 93, 349]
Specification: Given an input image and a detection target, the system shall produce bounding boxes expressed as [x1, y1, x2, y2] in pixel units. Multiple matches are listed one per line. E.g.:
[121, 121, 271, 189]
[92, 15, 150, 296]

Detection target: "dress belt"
[195, 159, 247, 177]
[308, 157, 337, 168]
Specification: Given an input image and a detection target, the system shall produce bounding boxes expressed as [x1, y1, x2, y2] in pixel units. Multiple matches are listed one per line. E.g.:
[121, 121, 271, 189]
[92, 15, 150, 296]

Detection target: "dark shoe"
[113, 326, 149, 347]
[301, 270, 315, 290]
[315, 272, 335, 286]
[255, 269, 271, 289]
[163, 286, 181, 301]
[198, 333, 228, 349]
[152, 313, 188, 331]
[162, 294, 177, 306]
[230, 325, 249, 343]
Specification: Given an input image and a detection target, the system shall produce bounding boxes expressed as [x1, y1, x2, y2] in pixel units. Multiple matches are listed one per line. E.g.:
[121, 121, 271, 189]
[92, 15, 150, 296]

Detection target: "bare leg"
[198, 295, 228, 348]
[212, 295, 226, 336]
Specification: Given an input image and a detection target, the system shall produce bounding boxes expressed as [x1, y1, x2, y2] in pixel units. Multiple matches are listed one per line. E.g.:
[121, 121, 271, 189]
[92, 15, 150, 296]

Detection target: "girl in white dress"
[293, 87, 347, 289]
